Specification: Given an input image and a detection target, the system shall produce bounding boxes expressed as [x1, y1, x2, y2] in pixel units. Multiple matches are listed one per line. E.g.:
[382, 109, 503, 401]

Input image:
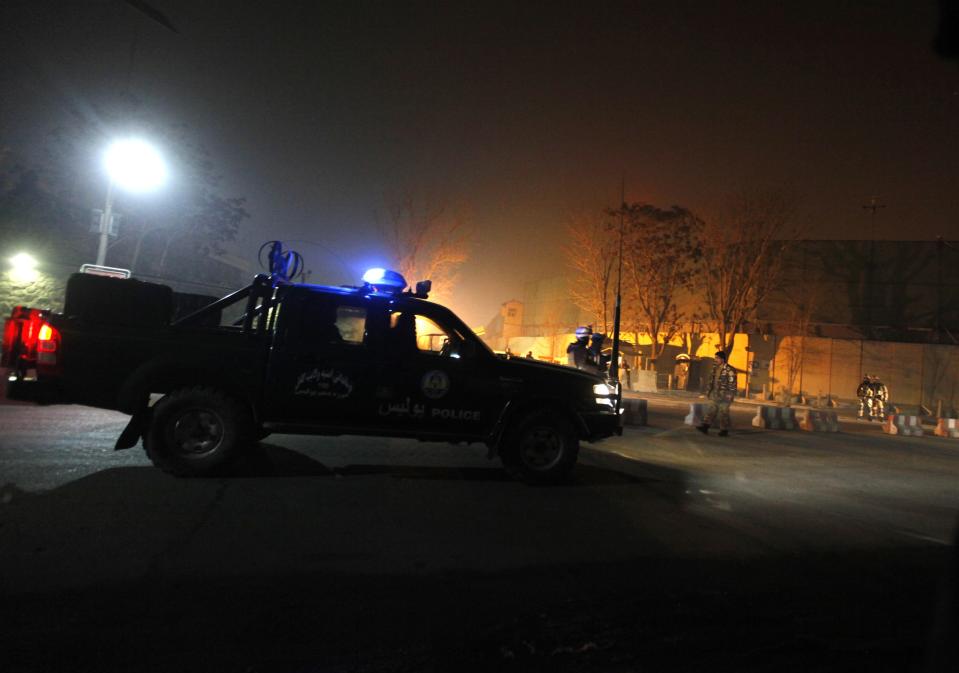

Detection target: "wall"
[760, 335, 959, 414]
[1, 268, 67, 317]
[761, 240, 959, 337]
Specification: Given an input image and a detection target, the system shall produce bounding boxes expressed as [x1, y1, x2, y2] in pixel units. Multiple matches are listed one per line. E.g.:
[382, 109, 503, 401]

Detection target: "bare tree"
[924, 346, 959, 416]
[563, 212, 617, 333]
[380, 191, 471, 303]
[777, 280, 820, 404]
[535, 302, 569, 362]
[700, 189, 797, 353]
[680, 319, 713, 359]
[618, 203, 704, 365]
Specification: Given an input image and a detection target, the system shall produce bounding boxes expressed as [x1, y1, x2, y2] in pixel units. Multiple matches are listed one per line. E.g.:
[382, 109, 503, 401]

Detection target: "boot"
[718, 430, 729, 437]
[696, 424, 709, 434]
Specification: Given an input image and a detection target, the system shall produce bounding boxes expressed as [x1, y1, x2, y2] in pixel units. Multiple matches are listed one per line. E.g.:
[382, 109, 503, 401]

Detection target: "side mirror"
[414, 280, 432, 298]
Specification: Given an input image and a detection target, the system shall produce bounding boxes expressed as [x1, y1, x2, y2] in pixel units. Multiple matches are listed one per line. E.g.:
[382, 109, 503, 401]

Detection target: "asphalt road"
[1, 399, 957, 672]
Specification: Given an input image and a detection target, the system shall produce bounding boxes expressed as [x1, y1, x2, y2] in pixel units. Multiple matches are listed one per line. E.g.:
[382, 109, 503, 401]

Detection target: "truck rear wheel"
[500, 409, 579, 485]
[145, 387, 252, 476]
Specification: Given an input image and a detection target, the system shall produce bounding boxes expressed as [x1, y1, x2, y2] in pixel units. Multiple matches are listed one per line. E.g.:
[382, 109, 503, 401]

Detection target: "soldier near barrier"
[696, 350, 737, 437]
[857, 374, 874, 420]
[586, 331, 609, 375]
[870, 375, 889, 420]
[566, 326, 591, 370]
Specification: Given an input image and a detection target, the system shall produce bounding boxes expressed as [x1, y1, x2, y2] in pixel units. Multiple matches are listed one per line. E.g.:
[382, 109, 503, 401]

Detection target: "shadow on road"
[228, 442, 337, 477]
[212, 442, 662, 487]
[1, 549, 953, 673]
[1, 444, 955, 673]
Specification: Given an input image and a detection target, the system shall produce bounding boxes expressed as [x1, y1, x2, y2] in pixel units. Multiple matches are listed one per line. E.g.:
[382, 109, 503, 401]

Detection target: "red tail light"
[1, 306, 52, 372]
[37, 323, 59, 357]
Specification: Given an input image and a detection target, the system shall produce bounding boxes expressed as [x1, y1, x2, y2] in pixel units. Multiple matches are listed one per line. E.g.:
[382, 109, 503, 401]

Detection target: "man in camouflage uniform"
[857, 375, 873, 420]
[697, 350, 737, 437]
[870, 376, 888, 420]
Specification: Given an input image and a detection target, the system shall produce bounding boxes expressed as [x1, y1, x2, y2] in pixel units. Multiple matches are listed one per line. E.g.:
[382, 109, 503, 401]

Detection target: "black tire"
[145, 387, 253, 477]
[500, 409, 579, 485]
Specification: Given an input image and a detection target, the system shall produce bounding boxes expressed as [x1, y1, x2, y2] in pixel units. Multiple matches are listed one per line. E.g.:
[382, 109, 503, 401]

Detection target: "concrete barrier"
[684, 402, 708, 426]
[798, 409, 840, 432]
[751, 405, 797, 430]
[621, 398, 648, 427]
[882, 414, 923, 437]
[934, 418, 959, 439]
[630, 370, 657, 393]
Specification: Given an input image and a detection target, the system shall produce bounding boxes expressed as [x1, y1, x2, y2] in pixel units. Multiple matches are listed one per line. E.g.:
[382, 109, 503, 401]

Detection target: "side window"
[388, 311, 458, 356]
[217, 299, 247, 328]
[414, 315, 449, 354]
[335, 305, 367, 345]
[300, 297, 367, 346]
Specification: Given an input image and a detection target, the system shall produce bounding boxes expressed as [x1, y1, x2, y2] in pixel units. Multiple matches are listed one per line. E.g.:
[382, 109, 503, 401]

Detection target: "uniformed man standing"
[566, 326, 591, 370]
[857, 375, 873, 420]
[696, 351, 737, 437]
[586, 331, 608, 375]
[870, 376, 888, 420]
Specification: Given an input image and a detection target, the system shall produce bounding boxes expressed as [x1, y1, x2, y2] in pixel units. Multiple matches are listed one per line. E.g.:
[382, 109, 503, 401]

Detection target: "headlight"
[593, 383, 612, 396]
[593, 382, 615, 407]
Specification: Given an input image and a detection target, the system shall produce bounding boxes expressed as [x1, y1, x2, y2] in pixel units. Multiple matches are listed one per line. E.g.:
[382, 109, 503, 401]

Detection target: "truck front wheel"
[145, 387, 253, 476]
[500, 409, 579, 485]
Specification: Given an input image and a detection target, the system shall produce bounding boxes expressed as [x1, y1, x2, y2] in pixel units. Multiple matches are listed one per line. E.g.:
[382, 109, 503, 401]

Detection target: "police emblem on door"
[421, 370, 450, 399]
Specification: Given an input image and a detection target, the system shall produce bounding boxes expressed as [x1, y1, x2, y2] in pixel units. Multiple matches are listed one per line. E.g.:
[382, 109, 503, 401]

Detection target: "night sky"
[2, 1, 957, 325]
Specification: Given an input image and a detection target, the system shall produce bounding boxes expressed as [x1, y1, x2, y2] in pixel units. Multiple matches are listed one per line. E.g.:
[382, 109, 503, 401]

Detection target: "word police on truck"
[2, 247, 621, 484]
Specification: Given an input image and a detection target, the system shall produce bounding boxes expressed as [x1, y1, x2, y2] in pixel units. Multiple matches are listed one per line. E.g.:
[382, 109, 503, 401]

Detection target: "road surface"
[1, 399, 957, 672]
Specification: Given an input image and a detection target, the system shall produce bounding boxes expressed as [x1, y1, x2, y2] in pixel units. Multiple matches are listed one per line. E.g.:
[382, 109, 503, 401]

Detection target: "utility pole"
[862, 196, 885, 335]
[936, 236, 943, 343]
[96, 179, 116, 267]
[610, 178, 625, 411]
[936, 237, 958, 344]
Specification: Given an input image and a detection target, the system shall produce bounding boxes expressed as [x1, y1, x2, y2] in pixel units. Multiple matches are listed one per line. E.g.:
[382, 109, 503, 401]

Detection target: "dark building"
[758, 240, 959, 344]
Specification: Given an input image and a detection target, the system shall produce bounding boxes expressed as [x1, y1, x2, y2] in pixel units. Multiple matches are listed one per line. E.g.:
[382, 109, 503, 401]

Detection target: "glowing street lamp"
[8, 252, 39, 283]
[96, 138, 167, 266]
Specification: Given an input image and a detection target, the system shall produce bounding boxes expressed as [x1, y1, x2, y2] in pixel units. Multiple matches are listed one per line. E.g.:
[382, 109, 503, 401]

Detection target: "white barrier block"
[752, 405, 796, 430]
[882, 415, 898, 435]
[781, 407, 797, 431]
[934, 418, 959, 439]
[752, 405, 778, 429]
[749, 405, 799, 430]
[882, 414, 924, 437]
[799, 409, 840, 432]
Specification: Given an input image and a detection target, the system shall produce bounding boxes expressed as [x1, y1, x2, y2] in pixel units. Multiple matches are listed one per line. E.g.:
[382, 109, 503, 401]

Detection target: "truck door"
[264, 292, 382, 431]
[376, 307, 498, 440]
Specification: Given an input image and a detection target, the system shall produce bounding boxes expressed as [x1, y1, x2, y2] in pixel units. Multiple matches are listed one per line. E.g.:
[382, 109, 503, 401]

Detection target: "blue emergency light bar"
[362, 268, 407, 293]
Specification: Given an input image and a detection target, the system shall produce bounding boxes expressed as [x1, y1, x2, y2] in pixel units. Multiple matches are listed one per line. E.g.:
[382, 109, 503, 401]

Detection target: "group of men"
[856, 374, 890, 421]
[566, 326, 610, 376]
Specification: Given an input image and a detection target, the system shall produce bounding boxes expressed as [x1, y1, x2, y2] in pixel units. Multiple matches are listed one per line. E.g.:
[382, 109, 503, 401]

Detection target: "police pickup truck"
[2, 266, 621, 484]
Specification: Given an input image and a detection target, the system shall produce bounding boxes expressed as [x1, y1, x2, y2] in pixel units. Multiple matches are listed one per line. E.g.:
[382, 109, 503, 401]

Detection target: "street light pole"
[610, 177, 625, 409]
[861, 196, 885, 335]
[96, 179, 116, 267]
[94, 138, 166, 268]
